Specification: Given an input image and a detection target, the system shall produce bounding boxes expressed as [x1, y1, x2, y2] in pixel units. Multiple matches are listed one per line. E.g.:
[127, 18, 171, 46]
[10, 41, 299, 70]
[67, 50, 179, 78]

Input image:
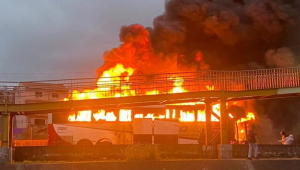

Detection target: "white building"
[14, 82, 68, 129]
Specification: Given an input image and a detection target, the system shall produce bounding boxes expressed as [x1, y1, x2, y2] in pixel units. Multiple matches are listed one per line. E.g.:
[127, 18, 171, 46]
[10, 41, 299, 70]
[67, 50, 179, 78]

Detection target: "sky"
[0, 0, 164, 82]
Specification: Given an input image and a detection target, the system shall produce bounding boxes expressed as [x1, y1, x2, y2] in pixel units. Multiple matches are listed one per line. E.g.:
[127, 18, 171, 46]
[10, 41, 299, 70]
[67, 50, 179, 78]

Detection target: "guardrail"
[0, 67, 299, 104]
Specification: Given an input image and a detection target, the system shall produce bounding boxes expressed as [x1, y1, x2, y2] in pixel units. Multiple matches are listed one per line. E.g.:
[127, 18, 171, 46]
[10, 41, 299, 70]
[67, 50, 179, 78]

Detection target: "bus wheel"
[76, 139, 93, 146]
[95, 139, 112, 145]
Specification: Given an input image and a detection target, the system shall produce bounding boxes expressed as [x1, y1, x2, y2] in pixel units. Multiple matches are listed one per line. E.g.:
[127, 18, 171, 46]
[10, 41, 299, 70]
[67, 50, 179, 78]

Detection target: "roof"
[19, 82, 68, 91]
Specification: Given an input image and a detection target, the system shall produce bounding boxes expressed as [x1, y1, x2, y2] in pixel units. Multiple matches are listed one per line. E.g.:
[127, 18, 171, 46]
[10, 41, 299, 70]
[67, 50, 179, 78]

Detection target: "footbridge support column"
[220, 97, 228, 144]
[204, 99, 212, 145]
[218, 97, 232, 159]
[0, 102, 12, 163]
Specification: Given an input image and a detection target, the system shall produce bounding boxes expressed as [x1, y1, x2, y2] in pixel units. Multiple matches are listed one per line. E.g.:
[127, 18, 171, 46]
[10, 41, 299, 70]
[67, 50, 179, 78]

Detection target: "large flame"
[68, 110, 92, 122]
[67, 104, 233, 123]
[65, 61, 256, 145]
[237, 112, 255, 123]
[64, 64, 135, 101]
[235, 112, 256, 143]
[169, 77, 187, 93]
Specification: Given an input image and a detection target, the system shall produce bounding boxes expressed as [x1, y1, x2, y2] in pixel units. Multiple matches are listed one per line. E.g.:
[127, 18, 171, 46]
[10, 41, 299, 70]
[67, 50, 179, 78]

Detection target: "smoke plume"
[265, 47, 297, 68]
[97, 0, 300, 136]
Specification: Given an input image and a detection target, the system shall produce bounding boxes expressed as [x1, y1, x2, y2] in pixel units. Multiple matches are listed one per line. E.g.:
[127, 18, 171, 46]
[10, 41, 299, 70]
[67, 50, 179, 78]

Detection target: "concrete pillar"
[217, 144, 232, 159]
[0, 147, 11, 162]
[205, 100, 212, 145]
[218, 97, 232, 159]
[220, 97, 228, 144]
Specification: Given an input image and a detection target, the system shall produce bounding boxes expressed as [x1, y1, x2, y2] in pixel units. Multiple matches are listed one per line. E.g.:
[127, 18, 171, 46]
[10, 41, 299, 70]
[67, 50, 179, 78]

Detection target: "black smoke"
[149, 0, 300, 70]
[100, 0, 300, 134]
[147, 0, 300, 134]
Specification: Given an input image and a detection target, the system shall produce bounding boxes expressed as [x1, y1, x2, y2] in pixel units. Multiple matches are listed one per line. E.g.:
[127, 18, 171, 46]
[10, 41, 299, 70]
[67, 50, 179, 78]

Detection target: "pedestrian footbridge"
[0, 67, 299, 113]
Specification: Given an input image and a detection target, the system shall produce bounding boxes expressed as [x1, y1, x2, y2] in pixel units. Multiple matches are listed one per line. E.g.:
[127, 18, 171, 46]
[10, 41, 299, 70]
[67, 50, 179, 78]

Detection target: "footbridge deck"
[0, 67, 300, 113]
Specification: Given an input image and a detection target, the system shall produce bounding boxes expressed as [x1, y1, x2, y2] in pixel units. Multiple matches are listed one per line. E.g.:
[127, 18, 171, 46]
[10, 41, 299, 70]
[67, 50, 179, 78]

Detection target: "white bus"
[48, 106, 222, 146]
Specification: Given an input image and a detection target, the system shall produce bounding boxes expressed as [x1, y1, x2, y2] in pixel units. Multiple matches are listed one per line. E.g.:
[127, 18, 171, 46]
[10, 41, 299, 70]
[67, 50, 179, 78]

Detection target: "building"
[13, 82, 68, 130]
[0, 87, 16, 104]
[15, 82, 68, 104]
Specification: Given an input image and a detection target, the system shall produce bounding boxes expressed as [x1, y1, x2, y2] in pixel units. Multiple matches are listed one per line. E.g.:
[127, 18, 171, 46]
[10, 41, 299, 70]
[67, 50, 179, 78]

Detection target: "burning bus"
[48, 106, 214, 145]
[48, 103, 255, 145]
[48, 105, 198, 145]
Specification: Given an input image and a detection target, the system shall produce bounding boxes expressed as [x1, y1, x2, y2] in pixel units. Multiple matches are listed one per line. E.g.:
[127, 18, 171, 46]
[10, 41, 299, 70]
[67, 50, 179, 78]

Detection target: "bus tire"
[95, 139, 113, 145]
[76, 139, 93, 146]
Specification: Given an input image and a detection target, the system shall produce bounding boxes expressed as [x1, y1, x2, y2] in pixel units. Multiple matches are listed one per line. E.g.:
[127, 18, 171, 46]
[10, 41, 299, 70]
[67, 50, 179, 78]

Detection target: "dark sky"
[0, 0, 164, 81]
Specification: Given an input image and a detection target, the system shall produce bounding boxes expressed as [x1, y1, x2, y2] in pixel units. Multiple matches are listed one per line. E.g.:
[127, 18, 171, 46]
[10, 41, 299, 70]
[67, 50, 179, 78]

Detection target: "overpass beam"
[220, 97, 228, 144]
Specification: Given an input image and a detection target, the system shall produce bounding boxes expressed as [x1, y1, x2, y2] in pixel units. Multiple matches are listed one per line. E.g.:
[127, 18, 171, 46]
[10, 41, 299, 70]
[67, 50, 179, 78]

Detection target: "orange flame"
[68, 110, 92, 122]
[65, 64, 135, 101]
[206, 85, 214, 90]
[119, 109, 132, 122]
[105, 111, 117, 121]
[197, 110, 206, 122]
[235, 112, 256, 143]
[93, 110, 106, 121]
[65, 61, 250, 125]
[145, 113, 155, 120]
[179, 110, 195, 122]
[169, 77, 187, 93]
[237, 112, 255, 123]
[134, 113, 143, 118]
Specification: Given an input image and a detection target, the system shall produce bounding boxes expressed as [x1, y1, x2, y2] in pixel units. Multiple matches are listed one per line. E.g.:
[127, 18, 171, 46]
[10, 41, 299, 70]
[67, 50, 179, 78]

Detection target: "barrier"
[2, 160, 300, 170]
[232, 144, 300, 158]
[11, 144, 300, 162]
[13, 144, 218, 162]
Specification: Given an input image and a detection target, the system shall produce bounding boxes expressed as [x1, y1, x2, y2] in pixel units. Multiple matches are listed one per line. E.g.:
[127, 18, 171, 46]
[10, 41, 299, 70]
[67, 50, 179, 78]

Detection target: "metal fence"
[1, 67, 300, 104]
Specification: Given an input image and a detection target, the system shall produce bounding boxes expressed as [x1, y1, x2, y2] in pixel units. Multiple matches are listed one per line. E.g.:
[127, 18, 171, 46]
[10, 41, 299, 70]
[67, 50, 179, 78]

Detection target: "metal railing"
[0, 67, 299, 104]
